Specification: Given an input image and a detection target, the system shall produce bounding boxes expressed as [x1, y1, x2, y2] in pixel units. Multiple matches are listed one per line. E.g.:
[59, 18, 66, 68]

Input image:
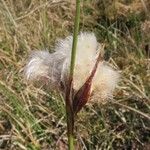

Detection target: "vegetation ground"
[0, 0, 150, 149]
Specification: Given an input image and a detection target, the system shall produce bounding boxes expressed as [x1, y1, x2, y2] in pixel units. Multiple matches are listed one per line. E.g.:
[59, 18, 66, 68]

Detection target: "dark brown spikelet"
[73, 76, 92, 114]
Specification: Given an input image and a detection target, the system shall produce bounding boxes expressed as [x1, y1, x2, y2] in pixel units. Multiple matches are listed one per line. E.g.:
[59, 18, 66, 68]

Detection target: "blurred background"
[0, 0, 150, 149]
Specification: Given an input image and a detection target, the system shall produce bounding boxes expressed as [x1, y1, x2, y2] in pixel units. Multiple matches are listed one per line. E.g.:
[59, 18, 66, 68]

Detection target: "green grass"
[0, 0, 150, 149]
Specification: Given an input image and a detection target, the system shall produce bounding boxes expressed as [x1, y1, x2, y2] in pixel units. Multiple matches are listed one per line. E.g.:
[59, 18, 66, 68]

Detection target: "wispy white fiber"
[92, 63, 120, 101]
[54, 32, 98, 90]
[24, 51, 51, 81]
[24, 32, 119, 101]
[24, 50, 62, 88]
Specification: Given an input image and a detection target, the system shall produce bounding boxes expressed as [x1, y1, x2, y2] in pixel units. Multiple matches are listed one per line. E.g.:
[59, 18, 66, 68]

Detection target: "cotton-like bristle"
[24, 51, 51, 81]
[24, 50, 66, 89]
[74, 32, 98, 90]
[92, 63, 120, 102]
[54, 32, 99, 90]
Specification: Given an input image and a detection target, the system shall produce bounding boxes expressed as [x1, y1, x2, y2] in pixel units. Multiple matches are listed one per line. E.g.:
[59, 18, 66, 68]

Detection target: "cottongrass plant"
[24, 1, 119, 149]
[24, 32, 119, 148]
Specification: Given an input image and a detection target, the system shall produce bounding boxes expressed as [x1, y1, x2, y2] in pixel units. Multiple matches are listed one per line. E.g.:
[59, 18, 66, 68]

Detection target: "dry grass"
[0, 0, 150, 149]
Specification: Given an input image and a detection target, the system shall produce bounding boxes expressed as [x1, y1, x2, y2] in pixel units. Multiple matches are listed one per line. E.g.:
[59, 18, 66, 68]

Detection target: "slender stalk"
[65, 0, 80, 149]
[70, 0, 80, 77]
[65, 78, 74, 150]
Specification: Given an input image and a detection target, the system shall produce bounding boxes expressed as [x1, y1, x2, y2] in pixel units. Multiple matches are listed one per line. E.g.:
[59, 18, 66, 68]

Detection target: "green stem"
[65, 0, 80, 149]
[70, 0, 80, 77]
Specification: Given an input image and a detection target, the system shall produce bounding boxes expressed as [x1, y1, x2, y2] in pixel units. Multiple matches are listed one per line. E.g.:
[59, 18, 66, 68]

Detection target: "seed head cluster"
[24, 32, 119, 102]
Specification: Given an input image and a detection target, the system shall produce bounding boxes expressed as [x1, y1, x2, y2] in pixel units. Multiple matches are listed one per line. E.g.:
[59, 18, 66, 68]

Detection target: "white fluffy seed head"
[24, 32, 119, 101]
[24, 51, 51, 81]
[74, 32, 98, 90]
[24, 50, 64, 89]
[54, 32, 99, 90]
[92, 63, 120, 102]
